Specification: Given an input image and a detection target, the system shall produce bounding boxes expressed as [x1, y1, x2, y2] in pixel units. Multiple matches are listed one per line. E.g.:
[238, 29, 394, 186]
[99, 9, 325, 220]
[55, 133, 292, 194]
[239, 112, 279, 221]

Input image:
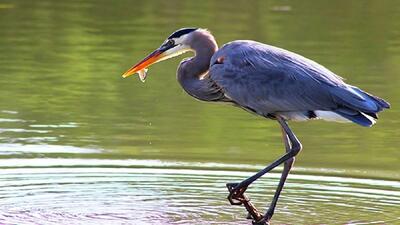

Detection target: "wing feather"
[209, 40, 344, 115]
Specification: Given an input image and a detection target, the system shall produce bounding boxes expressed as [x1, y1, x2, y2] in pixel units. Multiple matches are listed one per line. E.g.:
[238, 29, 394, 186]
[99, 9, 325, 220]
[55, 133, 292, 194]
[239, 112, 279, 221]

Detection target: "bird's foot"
[226, 182, 248, 205]
[226, 183, 267, 224]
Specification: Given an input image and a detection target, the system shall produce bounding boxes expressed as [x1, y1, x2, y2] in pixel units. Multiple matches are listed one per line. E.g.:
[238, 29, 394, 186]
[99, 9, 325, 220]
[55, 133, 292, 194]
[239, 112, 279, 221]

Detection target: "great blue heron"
[122, 28, 390, 225]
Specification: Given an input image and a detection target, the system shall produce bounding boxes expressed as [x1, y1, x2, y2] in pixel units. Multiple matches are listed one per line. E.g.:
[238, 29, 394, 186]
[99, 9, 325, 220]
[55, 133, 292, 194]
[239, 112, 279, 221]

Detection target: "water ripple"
[0, 144, 101, 155]
[0, 160, 399, 225]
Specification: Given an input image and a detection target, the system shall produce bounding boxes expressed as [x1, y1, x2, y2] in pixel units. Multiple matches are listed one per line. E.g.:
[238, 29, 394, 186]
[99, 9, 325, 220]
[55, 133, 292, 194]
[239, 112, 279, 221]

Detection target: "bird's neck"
[177, 33, 218, 100]
[179, 38, 218, 79]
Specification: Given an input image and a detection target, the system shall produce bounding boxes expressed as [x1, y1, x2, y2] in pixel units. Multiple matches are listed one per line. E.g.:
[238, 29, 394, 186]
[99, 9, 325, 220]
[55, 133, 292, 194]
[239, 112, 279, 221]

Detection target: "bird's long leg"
[263, 126, 295, 222]
[243, 127, 294, 223]
[227, 117, 302, 224]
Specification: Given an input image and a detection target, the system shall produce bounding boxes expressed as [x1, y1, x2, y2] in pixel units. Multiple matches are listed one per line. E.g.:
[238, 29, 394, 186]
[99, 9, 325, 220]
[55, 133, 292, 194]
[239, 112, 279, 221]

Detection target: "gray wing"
[209, 40, 348, 116]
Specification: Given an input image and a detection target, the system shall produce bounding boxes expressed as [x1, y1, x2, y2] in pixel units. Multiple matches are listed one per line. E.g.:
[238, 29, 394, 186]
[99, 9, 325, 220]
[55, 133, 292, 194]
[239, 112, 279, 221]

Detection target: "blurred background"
[0, 0, 399, 224]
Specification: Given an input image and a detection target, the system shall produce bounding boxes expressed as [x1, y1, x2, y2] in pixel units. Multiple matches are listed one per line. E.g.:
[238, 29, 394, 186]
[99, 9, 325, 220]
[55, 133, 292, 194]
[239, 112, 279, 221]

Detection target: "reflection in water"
[0, 161, 399, 225]
[1, 0, 399, 176]
[0, 0, 400, 224]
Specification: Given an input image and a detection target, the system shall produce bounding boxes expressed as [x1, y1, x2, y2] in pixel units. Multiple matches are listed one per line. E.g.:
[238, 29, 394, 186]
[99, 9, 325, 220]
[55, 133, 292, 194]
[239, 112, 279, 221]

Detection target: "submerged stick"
[240, 193, 269, 225]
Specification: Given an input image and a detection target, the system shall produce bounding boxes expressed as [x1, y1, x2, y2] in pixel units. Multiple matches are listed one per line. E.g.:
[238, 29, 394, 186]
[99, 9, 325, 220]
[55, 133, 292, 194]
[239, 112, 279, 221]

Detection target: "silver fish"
[137, 68, 148, 82]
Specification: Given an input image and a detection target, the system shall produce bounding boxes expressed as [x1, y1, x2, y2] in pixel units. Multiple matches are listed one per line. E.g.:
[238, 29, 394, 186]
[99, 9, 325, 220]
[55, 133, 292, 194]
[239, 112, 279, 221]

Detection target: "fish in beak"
[122, 48, 165, 81]
[122, 39, 191, 82]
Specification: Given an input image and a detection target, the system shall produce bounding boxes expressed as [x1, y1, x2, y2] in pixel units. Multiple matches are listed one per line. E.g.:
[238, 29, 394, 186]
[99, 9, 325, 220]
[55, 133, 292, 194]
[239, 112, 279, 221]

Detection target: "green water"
[0, 0, 399, 224]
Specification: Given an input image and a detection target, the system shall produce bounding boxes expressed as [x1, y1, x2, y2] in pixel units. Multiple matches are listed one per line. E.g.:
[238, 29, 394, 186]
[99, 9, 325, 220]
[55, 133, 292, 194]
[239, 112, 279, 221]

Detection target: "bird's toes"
[226, 182, 248, 205]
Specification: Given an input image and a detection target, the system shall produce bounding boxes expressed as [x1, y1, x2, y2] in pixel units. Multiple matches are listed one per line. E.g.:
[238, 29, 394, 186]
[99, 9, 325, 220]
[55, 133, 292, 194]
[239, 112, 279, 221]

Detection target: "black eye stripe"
[168, 28, 198, 39]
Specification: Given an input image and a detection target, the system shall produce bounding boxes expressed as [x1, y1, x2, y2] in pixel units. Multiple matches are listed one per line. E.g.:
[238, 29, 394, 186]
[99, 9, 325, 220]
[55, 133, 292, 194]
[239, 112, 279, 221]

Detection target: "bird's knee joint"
[291, 143, 302, 156]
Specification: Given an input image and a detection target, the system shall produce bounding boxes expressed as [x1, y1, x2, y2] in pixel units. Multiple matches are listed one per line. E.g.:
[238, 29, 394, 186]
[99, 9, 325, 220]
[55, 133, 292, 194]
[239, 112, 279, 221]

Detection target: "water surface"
[0, 0, 399, 224]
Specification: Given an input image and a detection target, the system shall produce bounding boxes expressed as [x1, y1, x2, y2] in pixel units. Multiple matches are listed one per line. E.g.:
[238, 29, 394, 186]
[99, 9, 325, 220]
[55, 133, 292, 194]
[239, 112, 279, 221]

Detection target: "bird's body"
[178, 36, 389, 126]
[122, 28, 390, 225]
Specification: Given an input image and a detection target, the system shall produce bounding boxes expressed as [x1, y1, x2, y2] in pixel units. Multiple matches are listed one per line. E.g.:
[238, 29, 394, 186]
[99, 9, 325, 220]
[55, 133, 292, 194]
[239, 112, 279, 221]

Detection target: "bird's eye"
[167, 39, 175, 46]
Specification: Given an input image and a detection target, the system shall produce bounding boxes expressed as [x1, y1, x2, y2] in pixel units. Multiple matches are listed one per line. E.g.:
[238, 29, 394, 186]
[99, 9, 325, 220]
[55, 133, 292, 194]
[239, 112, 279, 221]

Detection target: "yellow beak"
[122, 49, 165, 78]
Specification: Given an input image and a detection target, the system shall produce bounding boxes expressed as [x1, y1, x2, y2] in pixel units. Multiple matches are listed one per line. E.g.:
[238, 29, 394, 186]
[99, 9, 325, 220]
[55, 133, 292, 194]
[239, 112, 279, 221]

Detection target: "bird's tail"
[331, 85, 390, 127]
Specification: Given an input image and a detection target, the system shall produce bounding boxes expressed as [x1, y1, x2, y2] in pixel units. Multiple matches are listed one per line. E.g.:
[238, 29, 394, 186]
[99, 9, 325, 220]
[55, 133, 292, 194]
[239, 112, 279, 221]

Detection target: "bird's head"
[122, 27, 200, 79]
